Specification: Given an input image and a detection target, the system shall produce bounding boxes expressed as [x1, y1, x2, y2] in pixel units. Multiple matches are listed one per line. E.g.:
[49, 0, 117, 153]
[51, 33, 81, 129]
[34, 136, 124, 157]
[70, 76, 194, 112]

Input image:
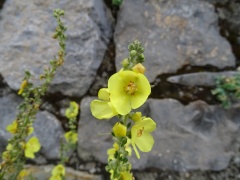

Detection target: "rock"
[0, 93, 22, 153]
[167, 71, 239, 87]
[33, 111, 64, 159]
[77, 96, 116, 162]
[78, 97, 240, 171]
[134, 172, 158, 180]
[22, 165, 103, 180]
[0, 0, 113, 97]
[114, 0, 235, 82]
[146, 99, 239, 171]
[203, 0, 240, 36]
[0, 93, 64, 159]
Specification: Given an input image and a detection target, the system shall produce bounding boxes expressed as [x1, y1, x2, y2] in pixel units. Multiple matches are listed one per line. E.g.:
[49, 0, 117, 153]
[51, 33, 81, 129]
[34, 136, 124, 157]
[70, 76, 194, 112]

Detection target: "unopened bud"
[121, 58, 129, 68]
[130, 50, 137, 57]
[132, 63, 146, 74]
[131, 112, 142, 122]
[112, 122, 127, 137]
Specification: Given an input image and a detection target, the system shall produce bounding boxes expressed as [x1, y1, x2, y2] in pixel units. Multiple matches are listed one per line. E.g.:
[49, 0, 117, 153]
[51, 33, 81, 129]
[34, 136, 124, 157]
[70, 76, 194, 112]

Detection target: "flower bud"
[131, 112, 142, 122]
[130, 50, 137, 57]
[121, 58, 129, 68]
[132, 63, 146, 74]
[112, 122, 127, 137]
[18, 80, 28, 95]
[139, 53, 145, 62]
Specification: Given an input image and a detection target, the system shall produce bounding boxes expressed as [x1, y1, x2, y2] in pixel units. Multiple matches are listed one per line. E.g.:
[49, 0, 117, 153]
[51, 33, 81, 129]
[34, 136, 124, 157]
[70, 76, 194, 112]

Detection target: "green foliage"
[211, 73, 240, 108]
[112, 0, 123, 6]
[0, 9, 67, 179]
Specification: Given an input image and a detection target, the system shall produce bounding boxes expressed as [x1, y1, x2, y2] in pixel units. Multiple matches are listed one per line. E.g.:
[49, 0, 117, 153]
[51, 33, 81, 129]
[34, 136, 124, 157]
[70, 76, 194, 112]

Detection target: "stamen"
[137, 127, 144, 137]
[125, 81, 138, 95]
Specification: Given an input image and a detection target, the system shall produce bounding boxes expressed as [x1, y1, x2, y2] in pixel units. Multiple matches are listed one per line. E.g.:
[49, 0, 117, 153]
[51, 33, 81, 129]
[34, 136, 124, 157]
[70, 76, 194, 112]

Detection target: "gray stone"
[21, 165, 103, 180]
[0, 93, 22, 152]
[146, 99, 239, 171]
[78, 97, 240, 171]
[114, 0, 235, 82]
[202, 0, 240, 36]
[33, 111, 64, 159]
[167, 71, 239, 87]
[77, 96, 116, 163]
[0, 0, 113, 97]
[0, 92, 64, 159]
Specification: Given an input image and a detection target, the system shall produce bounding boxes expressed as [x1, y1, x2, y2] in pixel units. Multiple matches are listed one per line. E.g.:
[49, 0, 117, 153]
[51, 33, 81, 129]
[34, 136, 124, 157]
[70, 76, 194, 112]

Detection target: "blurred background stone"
[0, 92, 64, 160]
[78, 97, 240, 171]
[0, 0, 113, 97]
[22, 165, 103, 180]
[114, 0, 235, 82]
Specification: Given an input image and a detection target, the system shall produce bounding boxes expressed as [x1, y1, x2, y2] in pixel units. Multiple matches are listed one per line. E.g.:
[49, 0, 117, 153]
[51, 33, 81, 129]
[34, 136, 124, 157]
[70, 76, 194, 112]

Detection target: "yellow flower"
[64, 131, 78, 144]
[2, 151, 10, 161]
[27, 126, 34, 135]
[18, 80, 28, 95]
[107, 142, 119, 160]
[65, 101, 79, 119]
[108, 71, 151, 115]
[90, 88, 118, 119]
[6, 120, 18, 134]
[24, 136, 41, 159]
[49, 175, 62, 180]
[17, 169, 29, 180]
[131, 118, 156, 159]
[120, 171, 133, 180]
[51, 164, 65, 176]
[107, 139, 132, 161]
[112, 122, 127, 137]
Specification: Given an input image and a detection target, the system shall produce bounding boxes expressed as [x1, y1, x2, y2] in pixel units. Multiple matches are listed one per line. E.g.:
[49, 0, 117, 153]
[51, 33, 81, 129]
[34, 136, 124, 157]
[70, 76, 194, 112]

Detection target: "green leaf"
[222, 83, 236, 91]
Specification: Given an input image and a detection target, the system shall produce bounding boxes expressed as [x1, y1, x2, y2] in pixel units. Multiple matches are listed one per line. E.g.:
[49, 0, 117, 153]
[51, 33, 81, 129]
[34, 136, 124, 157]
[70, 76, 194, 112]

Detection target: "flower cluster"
[90, 40, 156, 180]
[50, 101, 79, 180]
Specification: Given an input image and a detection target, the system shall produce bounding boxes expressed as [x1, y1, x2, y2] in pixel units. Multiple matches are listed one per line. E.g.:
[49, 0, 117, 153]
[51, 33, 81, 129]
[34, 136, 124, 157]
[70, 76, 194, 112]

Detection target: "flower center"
[125, 81, 137, 95]
[137, 127, 144, 137]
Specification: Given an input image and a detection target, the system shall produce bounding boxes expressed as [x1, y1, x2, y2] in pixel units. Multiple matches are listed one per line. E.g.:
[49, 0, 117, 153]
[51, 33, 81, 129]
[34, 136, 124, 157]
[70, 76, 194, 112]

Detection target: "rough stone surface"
[0, 93, 22, 153]
[77, 96, 116, 163]
[22, 165, 103, 180]
[78, 97, 240, 171]
[167, 71, 239, 87]
[203, 0, 240, 36]
[114, 0, 235, 82]
[0, 0, 113, 97]
[146, 99, 239, 171]
[33, 111, 64, 159]
[0, 93, 64, 159]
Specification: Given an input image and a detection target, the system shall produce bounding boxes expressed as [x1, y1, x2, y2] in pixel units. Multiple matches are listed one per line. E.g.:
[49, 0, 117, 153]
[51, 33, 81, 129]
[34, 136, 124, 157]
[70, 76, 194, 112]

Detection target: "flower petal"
[132, 142, 140, 159]
[135, 133, 154, 152]
[130, 91, 148, 109]
[136, 73, 151, 95]
[121, 171, 133, 180]
[98, 88, 110, 101]
[90, 100, 117, 119]
[110, 93, 131, 115]
[26, 137, 41, 152]
[108, 71, 126, 93]
[25, 149, 35, 159]
[137, 118, 156, 132]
